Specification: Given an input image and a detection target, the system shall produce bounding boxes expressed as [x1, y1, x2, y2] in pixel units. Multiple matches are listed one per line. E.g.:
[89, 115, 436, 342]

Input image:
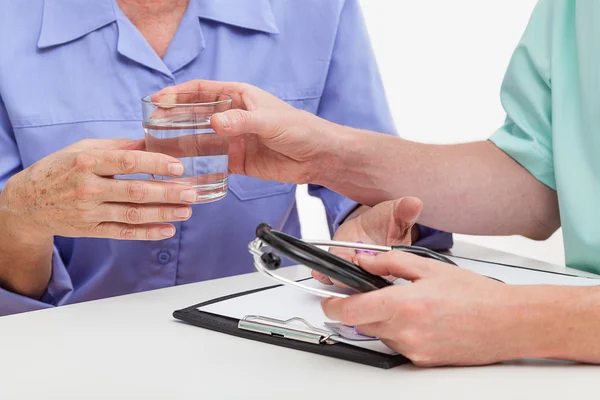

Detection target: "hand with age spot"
[1, 138, 197, 241]
[0, 138, 199, 298]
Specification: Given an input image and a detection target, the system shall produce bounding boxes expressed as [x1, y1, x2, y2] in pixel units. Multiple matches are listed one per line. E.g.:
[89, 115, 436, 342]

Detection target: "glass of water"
[142, 91, 232, 203]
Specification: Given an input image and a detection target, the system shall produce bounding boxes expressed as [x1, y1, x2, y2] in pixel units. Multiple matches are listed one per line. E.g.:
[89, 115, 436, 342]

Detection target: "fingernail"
[161, 93, 177, 107]
[168, 163, 184, 176]
[160, 227, 175, 237]
[353, 326, 376, 339]
[174, 207, 190, 218]
[216, 113, 230, 128]
[180, 189, 197, 203]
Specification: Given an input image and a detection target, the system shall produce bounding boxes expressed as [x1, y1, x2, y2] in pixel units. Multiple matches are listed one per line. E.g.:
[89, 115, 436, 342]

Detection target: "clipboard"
[173, 279, 409, 369]
[173, 256, 600, 370]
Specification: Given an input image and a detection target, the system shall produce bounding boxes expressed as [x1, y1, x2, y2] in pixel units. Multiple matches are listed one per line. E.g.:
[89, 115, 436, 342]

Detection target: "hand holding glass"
[142, 91, 232, 203]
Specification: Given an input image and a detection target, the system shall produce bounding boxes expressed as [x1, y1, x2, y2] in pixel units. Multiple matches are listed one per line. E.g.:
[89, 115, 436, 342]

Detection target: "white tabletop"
[0, 242, 597, 400]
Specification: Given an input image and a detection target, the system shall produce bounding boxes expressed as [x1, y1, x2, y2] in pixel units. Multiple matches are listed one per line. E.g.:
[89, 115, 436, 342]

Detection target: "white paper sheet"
[448, 256, 600, 286]
[199, 258, 600, 355]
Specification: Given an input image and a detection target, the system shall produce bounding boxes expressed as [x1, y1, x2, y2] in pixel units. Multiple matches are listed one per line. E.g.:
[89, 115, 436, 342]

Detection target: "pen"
[355, 241, 378, 256]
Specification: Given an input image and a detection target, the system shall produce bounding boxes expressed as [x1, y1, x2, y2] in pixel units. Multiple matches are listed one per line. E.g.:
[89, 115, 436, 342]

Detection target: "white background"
[296, 0, 566, 266]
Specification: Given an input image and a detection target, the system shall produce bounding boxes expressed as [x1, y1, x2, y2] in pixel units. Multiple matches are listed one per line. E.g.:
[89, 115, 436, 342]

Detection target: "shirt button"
[157, 251, 171, 265]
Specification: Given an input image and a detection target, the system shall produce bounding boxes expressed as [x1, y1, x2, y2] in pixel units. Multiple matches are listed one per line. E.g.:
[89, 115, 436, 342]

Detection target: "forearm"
[319, 126, 559, 239]
[0, 181, 53, 299]
[509, 285, 600, 363]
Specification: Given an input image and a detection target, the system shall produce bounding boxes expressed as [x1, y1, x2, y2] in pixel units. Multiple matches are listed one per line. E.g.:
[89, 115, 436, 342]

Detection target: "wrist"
[0, 178, 54, 298]
[312, 120, 358, 188]
[0, 175, 52, 243]
[344, 204, 369, 222]
[498, 285, 575, 360]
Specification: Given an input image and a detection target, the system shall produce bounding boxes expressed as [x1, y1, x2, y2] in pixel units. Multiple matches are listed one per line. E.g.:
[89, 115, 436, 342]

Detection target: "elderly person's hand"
[312, 197, 423, 286]
[321, 250, 525, 367]
[2, 138, 196, 242]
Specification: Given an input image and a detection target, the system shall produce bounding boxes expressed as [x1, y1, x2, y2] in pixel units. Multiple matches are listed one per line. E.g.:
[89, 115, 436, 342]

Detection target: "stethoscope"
[248, 223, 461, 299]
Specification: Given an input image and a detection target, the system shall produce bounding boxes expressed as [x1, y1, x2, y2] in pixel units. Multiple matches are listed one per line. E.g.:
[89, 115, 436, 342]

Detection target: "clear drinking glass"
[142, 91, 232, 203]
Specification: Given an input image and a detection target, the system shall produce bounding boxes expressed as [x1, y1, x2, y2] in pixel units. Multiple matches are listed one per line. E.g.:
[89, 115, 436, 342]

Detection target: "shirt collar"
[38, 0, 279, 49]
[38, 0, 117, 48]
[195, 0, 280, 34]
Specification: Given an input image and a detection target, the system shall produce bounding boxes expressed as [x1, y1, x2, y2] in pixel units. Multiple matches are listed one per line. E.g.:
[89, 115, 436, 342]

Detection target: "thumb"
[392, 196, 422, 229]
[376, 197, 422, 246]
[211, 108, 284, 139]
[355, 250, 433, 282]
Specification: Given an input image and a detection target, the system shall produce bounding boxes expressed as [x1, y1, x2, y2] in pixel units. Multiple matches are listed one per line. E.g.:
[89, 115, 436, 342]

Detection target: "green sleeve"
[489, 0, 556, 190]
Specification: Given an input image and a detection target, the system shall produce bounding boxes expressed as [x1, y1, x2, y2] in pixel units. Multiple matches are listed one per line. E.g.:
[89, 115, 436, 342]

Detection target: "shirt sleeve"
[413, 225, 454, 251]
[488, 0, 555, 190]
[0, 94, 73, 316]
[308, 0, 452, 250]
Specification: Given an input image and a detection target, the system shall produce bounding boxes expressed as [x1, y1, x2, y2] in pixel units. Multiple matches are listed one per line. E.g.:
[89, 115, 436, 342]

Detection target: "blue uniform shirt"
[0, 0, 451, 316]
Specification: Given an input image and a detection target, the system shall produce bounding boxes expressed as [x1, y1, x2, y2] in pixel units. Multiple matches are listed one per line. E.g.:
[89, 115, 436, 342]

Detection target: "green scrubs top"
[490, 0, 600, 274]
